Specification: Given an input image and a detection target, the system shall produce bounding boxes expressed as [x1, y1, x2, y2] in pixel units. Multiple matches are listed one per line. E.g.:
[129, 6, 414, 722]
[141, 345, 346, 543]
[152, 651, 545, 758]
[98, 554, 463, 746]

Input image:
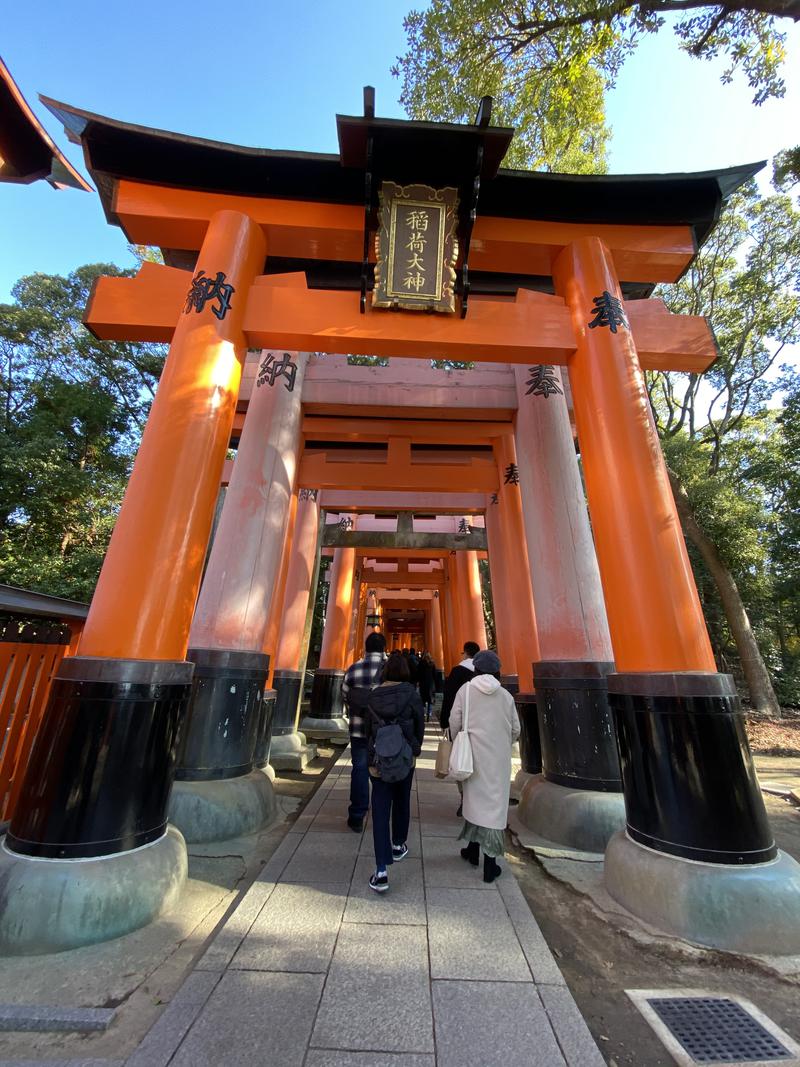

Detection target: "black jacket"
[366, 682, 425, 767]
[417, 660, 436, 702]
[440, 664, 475, 731]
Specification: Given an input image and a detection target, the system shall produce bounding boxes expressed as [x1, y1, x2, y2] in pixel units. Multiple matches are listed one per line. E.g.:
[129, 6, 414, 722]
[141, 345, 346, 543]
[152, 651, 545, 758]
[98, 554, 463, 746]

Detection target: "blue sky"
[1, 1, 798, 300]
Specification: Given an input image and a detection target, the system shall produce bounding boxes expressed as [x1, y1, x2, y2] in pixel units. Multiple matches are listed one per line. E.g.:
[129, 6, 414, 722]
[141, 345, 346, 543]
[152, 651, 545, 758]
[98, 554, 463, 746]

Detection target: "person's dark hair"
[463, 641, 480, 658]
[383, 650, 410, 682]
[365, 631, 386, 653]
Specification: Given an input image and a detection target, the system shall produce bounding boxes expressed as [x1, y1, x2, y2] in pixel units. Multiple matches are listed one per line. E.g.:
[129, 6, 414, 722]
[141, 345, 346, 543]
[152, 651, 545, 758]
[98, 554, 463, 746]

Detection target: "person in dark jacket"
[342, 631, 387, 831]
[366, 651, 425, 893]
[440, 641, 479, 732]
[417, 652, 437, 721]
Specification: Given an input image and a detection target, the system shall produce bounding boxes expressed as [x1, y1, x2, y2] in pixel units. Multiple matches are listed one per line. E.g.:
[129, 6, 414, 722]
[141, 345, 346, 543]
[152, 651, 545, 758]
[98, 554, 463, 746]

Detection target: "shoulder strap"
[463, 682, 470, 733]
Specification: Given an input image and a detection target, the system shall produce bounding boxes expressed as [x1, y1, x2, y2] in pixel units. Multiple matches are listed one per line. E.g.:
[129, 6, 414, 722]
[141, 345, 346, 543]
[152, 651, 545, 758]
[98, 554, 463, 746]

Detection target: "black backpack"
[368, 706, 414, 783]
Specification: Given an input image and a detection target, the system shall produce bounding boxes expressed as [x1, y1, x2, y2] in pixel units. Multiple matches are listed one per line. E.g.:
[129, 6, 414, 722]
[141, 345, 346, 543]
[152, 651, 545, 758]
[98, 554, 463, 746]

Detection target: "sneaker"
[392, 843, 409, 862]
[346, 817, 363, 833]
[369, 872, 389, 893]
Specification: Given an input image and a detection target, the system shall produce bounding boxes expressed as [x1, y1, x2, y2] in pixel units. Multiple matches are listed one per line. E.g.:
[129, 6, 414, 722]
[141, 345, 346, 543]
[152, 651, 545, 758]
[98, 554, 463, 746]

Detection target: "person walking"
[418, 651, 436, 722]
[366, 651, 425, 893]
[342, 631, 387, 832]
[440, 640, 478, 732]
[449, 649, 520, 883]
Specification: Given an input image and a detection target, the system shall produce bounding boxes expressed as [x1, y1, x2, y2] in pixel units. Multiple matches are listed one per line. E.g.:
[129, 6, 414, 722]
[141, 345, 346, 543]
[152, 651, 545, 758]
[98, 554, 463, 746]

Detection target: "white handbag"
[448, 683, 474, 782]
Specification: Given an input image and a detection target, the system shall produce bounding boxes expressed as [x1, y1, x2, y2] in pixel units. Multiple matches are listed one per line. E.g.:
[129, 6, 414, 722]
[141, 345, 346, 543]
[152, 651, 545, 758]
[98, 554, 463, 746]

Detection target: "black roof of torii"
[41, 94, 763, 298]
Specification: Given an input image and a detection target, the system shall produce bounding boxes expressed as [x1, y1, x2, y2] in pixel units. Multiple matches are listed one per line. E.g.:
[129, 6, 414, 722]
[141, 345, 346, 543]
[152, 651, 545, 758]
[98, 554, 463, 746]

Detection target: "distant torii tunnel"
[2, 88, 796, 962]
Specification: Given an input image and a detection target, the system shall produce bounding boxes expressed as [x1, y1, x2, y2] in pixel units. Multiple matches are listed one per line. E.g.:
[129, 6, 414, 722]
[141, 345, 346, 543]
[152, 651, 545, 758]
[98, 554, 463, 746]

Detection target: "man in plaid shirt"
[342, 631, 387, 831]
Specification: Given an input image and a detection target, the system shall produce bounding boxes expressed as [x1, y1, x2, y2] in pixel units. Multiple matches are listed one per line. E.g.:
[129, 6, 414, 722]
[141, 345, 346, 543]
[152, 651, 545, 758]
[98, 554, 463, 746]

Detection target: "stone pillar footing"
[269, 731, 318, 772]
[168, 770, 277, 844]
[0, 826, 187, 956]
[605, 831, 800, 954]
[517, 774, 626, 853]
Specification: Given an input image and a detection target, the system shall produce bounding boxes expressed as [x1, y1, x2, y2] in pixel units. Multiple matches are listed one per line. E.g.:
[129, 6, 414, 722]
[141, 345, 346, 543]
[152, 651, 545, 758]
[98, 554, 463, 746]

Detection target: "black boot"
[483, 854, 502, 883]
[460, 841, 480, 866]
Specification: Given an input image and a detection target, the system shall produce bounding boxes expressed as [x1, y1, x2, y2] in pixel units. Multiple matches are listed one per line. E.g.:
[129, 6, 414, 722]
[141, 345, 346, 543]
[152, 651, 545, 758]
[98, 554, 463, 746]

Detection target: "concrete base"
[518, 774, 626, 854]
[297, 715, 350, 744]
[168, 770, 277, 844]
[605, 830, 800, 955]
[269, 731, 318, 771]
[511, 768, 537, 801]
[0, 825, 187, 956]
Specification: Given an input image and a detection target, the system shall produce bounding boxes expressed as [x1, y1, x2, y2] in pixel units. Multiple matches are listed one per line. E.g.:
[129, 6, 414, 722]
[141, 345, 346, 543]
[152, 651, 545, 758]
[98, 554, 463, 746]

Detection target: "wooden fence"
[0, 616, 80, 822]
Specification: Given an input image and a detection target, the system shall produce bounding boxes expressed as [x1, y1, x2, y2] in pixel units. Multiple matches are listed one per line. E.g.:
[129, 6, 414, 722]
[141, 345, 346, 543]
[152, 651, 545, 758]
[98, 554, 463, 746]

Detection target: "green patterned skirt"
[458, 819, 505, 859]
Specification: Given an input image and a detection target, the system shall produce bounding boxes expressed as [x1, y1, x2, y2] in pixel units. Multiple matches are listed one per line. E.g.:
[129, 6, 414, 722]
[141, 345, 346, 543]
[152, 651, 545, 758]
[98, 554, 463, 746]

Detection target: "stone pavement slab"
[432, 980, 567, 1067]
[421, 836, 496, 888]
[346, 856, 426, 925]
[0, 1004, 115, 1032]
[311, 923, 434, 1053]
[427, 887, 533, 981]
[306, 1055, 435, 1067]
[538, 986, 607, 1066]
[231, 882, 347, 972]
[279, 830, 360, 884]
[170, 971, 324, 1067]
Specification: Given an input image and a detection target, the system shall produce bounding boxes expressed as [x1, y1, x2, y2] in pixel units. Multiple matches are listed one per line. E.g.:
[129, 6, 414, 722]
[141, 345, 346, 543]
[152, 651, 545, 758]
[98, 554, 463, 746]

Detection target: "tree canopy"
[394, 0, 796, 176]
[0, 265, 165, 600]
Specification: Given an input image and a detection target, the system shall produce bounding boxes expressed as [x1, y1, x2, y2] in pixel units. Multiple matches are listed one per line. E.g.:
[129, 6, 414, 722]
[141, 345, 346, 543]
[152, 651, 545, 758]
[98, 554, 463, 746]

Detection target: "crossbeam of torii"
[85, 261, 715, 372]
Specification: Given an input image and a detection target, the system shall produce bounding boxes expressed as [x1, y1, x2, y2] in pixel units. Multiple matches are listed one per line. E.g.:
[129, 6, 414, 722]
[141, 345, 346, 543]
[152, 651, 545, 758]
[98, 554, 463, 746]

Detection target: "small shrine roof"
[0, 61, 90, 190]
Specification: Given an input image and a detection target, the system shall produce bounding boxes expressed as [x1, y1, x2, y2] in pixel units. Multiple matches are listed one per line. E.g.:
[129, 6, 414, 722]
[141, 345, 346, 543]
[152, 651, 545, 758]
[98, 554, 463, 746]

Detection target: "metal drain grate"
[648, 996, 793, 1063]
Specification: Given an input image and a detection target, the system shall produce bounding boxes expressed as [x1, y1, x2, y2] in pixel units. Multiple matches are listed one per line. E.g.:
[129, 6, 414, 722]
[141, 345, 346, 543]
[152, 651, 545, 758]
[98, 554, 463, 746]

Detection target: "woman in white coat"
[448, 649, 520, 882]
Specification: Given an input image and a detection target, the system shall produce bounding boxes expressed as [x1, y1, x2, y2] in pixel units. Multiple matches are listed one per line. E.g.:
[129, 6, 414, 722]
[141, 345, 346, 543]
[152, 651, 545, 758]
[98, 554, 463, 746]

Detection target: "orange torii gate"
[2, 90, 798, 959]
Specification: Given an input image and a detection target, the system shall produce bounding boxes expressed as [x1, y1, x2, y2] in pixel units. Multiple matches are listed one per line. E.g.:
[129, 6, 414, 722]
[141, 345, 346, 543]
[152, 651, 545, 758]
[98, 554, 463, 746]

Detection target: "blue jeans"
[348, 737, 370, 823]
[371, 769, 414, 869]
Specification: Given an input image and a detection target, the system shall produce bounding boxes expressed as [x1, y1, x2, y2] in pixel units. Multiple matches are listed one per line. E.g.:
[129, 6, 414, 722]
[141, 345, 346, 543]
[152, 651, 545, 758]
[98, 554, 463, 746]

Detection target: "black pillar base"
[272, 670, 303, 736]
[254, 687, 277, 770]
[514, 693, 541, 774]
[7, 657, 193, 860]
[534, 660, 621, 793]
[501, 674, 520, 696]
[609, 671, 777, 865]
[176, 648, 270, 782]
[309, 668, 345, 720]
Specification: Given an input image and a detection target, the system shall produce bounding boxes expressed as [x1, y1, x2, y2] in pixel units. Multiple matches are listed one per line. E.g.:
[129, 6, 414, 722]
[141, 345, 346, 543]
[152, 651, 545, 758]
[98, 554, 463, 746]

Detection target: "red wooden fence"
[0, 617, 81, 822]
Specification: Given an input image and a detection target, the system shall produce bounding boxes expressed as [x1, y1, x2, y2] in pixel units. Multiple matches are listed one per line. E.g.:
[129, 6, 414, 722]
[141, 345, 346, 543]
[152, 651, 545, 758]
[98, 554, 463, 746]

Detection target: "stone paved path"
[125, 734, 605, 1067]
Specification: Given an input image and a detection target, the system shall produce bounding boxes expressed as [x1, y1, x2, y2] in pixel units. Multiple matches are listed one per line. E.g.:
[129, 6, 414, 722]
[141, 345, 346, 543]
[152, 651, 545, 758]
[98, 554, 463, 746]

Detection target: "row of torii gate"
[2, 86, 799, 958]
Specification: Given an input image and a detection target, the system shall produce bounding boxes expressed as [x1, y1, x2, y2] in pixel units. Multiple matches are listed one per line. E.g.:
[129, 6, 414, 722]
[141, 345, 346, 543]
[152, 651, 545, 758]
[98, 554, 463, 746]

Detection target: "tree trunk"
[667, 468, 782, 717]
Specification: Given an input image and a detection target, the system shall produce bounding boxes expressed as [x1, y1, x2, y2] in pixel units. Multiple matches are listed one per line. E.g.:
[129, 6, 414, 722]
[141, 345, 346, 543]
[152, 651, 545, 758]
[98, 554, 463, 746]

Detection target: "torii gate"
[2, 91, 798, 959]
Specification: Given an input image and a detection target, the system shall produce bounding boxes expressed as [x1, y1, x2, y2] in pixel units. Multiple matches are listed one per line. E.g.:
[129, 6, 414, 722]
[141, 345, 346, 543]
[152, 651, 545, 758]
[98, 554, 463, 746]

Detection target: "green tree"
[395, 0, 797, 178]
[649, 182, 800, 714]
[0, 265, 165, 600]
[393, 0, 609, 171]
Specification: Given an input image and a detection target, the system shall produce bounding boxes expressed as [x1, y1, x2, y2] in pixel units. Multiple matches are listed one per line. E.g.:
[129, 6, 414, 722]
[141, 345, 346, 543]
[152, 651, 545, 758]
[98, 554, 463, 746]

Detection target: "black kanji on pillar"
[525, 365, 563, 398]
[256, 352, 298, 392]
[587, 291, 629, 334]
[184, 270, 235, 320]
[504, 463, 520, 486]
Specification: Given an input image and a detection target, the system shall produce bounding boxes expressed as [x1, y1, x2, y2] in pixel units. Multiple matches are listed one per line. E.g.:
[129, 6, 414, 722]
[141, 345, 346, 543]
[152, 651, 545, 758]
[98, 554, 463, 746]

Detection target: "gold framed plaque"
[372, 182, 459, 313]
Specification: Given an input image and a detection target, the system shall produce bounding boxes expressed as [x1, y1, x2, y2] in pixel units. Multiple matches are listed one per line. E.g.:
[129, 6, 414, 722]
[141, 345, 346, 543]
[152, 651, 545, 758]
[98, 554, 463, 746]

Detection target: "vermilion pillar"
[304, 529, 356, 740]
[554, 236, 775, 869]
[176, 350, 307, 818]
[271, 489, 322, 769]
[443, 557, 461, 669]
[455, 550, 487, 650]
[430, 591, 445, 669]
[4, 211, 265, 945]
[512, 362, 619, 830]
[483, 498, 519, 685]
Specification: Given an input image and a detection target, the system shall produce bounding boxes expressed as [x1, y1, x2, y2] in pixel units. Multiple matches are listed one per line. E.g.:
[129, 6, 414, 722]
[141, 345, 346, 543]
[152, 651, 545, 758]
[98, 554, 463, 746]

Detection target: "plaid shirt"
[342, 652, 386, 739]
